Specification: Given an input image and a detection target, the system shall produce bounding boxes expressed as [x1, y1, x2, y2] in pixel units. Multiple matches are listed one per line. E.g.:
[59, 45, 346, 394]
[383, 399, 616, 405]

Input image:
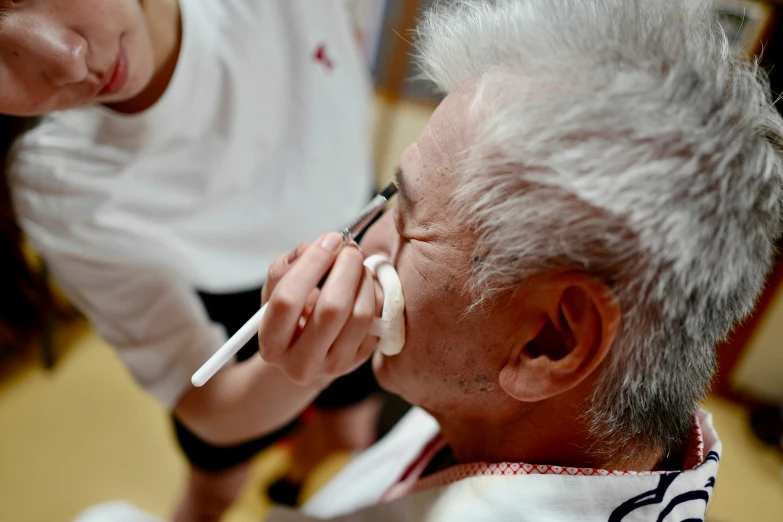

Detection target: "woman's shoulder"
[12, 109, 152, 176]
[9, 111, 142, 235]
[193, 0, 356, 44]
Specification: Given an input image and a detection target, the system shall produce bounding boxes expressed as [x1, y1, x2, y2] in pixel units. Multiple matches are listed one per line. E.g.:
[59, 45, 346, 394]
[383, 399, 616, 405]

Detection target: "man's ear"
[499, 273, 621, 403]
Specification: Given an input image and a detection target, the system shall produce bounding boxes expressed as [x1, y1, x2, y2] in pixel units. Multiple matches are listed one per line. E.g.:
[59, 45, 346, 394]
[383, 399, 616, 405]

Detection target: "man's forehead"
[395, 90, 476, 246]
[401, 90, 474, 199]
[423, 89, 474, 166]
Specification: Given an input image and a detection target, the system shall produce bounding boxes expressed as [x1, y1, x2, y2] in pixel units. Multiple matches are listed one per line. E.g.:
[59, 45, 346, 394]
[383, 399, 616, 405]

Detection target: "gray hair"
[416, 0, 783, 456]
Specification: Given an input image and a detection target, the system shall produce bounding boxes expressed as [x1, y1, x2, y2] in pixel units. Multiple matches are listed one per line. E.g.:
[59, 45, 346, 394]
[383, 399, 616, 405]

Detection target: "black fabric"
[420, 445, 457, 479]
[172, 415, 298, 473]
[266, 477, 303, 507]
[199, 286, 263, 363]
[376, 390, 413, 441]
[313, 358, 377, 409]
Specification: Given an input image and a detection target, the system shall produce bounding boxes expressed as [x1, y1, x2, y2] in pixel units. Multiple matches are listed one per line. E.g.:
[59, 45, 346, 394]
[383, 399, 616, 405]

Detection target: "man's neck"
[108, 0, 181, 114]
[433, 399, 663, 472]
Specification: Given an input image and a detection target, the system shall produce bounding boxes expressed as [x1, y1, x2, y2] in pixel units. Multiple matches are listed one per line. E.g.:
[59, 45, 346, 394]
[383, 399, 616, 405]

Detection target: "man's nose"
[27, 25, 89, 86]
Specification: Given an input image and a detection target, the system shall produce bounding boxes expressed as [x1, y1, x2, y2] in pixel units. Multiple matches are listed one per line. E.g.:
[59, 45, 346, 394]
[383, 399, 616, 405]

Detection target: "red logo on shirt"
[313, 44, 334, 71]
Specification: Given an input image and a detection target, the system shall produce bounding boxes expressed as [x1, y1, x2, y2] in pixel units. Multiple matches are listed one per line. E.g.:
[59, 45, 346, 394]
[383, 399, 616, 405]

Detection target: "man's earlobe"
[499, 275, 620, 403]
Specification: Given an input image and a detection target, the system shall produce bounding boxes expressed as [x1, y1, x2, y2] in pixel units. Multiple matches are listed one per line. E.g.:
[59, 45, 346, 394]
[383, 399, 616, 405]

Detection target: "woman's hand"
[259, 233, 379, 386]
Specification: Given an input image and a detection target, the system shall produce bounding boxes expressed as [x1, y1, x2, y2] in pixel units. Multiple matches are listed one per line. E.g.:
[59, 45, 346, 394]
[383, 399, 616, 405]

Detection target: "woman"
[0, 0, 383, 520]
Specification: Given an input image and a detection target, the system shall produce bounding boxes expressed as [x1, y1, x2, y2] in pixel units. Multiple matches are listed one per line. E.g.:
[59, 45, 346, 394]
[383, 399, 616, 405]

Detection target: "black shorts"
[172, 286, 381, 472]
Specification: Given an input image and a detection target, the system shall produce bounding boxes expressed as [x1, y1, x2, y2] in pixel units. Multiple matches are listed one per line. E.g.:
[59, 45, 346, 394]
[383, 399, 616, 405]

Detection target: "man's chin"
[371, 350, 398, 395]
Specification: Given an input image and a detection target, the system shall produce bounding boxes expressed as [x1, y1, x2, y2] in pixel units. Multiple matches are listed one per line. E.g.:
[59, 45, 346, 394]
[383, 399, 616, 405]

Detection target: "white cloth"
[10, 0, 373, 408]
[73, 502, 164, 522]
[69, 408, 722, 522]
[269, 407, 722, 522]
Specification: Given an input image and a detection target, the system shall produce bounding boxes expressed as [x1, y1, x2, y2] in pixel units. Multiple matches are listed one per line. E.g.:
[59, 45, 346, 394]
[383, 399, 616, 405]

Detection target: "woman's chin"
[98, 76, 153, 110]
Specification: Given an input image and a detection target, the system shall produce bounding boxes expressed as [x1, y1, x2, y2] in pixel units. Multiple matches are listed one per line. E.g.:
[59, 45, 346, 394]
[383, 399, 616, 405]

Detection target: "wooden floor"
[0, 320, 780, 522]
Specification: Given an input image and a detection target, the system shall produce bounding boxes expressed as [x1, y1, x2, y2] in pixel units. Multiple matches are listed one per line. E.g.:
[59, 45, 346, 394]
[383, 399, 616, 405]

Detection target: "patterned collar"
[381, 415, 704, 503]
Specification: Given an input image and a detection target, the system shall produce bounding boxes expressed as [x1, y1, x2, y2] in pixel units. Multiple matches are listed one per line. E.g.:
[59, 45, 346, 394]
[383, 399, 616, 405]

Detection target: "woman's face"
[0, 0, 156, 115]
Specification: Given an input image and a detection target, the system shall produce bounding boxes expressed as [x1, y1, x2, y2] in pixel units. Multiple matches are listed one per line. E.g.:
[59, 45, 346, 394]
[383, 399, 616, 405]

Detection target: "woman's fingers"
[322, 268, 377, 377]
[262, 243, 309, 304]
[259, 233, 344, 362]
[258, 232, 387, 387]
[292, 288, 320, 343]
[285, 245, 366, 384]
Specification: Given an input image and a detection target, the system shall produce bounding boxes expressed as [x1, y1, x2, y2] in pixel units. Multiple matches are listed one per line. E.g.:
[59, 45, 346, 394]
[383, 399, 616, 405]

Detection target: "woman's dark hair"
[0, 114, 53, 361]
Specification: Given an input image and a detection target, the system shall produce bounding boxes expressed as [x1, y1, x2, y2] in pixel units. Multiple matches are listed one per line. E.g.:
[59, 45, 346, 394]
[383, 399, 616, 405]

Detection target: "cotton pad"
[364, 255, 405, 356]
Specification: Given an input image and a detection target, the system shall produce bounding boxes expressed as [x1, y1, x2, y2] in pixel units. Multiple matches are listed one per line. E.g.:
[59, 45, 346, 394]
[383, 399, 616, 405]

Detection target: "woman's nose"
[28, 25, 89, 86]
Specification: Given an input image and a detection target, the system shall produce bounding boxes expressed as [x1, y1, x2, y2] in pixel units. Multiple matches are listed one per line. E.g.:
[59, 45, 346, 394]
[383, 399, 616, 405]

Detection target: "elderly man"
[76, 0, 782, 521]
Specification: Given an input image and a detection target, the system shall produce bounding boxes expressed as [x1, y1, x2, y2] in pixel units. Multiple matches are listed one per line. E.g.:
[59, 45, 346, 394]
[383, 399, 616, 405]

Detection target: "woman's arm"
[43, 250, 329, 445]
[175, 357, 330, 444]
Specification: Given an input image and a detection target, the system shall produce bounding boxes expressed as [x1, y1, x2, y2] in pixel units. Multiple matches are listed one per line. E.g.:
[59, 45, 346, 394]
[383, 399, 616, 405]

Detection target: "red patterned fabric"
[381, 415, 705, 502]
[380, 436, 448, 503]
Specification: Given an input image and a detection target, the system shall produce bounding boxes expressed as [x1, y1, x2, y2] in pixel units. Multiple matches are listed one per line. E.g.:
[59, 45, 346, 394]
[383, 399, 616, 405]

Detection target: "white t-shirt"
[10, 0, 374, 408]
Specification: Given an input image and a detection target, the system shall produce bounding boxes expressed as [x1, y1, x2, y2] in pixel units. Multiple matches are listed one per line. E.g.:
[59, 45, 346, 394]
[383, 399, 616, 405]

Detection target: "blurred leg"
[289, 394, 383, 482]
[172, 412, 297, 518]
[173, 462, 250, 522]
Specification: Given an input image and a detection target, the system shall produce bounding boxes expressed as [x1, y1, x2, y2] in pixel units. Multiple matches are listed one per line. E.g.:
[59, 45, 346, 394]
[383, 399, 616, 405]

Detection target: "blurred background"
[1, 1, 782, 521]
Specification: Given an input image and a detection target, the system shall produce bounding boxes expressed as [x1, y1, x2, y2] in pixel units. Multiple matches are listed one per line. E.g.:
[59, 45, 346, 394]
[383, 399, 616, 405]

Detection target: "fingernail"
[321, 232, 343, 252]
[286, 248, 299, 265]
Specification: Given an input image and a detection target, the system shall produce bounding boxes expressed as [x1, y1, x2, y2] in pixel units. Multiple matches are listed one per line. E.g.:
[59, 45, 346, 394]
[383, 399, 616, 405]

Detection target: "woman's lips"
[98, 47, 128, 97]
